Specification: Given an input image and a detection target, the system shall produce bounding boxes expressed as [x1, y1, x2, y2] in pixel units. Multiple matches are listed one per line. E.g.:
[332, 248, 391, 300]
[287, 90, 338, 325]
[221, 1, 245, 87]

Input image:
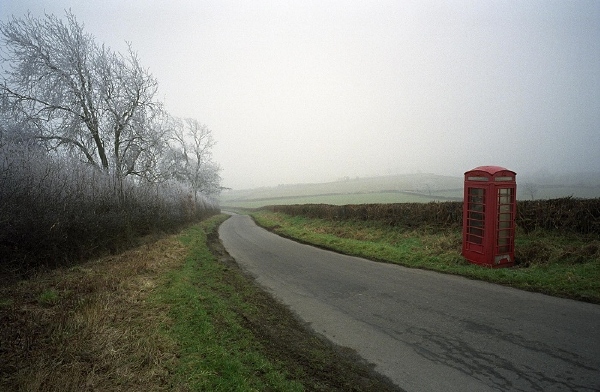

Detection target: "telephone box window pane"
[498, 231, 511, 240]
[468, 234, 483, 244]
[498, 189, 514, 210]
[497, 229, 513, 252]
[499, 204, 511, 213]
[498, 188, 513, 205]
[496, 188, 514, 253]
[498, 220, 511, 229]
[469, 195, 483, 204]
[470, 203, 484, 212]
[469, 211, 484, 221]
[469, 188, 485, 202]
[468, 227, 484, 236]
[467, 187, 485, 245]
[499, 213, 511, 221]
[498, 188, 514, 200]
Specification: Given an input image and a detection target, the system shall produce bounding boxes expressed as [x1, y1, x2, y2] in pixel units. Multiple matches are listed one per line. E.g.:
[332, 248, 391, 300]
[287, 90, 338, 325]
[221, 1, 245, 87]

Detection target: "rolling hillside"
[220, 172, 600, 208]
[221, 174, 461, 208]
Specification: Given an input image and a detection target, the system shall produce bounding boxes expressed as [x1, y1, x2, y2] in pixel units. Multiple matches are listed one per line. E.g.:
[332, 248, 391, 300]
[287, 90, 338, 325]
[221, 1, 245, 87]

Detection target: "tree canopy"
[0, 10, 221, 194]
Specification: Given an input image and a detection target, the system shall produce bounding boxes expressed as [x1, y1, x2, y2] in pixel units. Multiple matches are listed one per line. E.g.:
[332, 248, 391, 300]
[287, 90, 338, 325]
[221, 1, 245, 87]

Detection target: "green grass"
[222, 187, 600, 209]
[251, 211, 600, 303]
[0, 214, 398, 391]
[153, 216, 303, 391]
[37, 289, 60, 306]
[222, 191, 444, 209]
[151, 215, 400, 391]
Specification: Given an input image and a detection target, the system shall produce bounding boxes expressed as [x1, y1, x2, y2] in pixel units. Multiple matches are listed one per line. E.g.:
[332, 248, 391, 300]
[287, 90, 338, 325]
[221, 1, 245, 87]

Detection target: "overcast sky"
[1, 1, 599, 189]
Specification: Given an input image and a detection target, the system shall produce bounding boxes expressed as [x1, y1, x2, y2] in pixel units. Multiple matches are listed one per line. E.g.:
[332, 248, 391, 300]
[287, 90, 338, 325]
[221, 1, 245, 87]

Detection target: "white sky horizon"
[1, 1, 599, 190]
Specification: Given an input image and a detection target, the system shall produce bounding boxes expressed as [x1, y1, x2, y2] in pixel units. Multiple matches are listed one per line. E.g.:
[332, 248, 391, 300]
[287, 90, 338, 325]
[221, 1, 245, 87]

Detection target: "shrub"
[0, 142, 219, 273]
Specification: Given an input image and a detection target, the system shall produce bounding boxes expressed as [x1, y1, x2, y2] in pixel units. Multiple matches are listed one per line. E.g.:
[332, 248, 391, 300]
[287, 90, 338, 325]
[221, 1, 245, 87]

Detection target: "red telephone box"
[462, 166, 516, 267]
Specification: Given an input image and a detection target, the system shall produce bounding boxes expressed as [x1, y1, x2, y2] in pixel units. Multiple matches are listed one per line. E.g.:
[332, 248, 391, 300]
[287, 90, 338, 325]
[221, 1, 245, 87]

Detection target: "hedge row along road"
[218, 213, 600, 391]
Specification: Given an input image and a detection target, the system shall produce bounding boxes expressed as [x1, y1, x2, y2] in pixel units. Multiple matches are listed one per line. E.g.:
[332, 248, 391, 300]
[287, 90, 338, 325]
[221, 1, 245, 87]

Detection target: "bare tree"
[0, 11, 161, 183]
[169, 118, 222, 200]
[95, 44, 161, 179]
[1, 12, 105, 167]
[523, 182, 539, 200]
[123, 108, 174, 184]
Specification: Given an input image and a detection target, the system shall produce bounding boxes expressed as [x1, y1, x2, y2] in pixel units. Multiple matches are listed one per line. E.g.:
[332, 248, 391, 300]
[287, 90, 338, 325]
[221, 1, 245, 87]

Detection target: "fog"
[2, 0, 599, 190]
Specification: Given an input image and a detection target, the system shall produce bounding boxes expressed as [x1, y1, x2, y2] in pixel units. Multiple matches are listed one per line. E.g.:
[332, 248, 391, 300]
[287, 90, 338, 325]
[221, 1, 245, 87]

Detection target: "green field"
[221, 173, 600, 208]
[222, 191, 452, 209]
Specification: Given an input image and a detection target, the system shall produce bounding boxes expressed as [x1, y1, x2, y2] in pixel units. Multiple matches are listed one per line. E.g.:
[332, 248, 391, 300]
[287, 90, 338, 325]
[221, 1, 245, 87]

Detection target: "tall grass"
[0, 230, 187, 391]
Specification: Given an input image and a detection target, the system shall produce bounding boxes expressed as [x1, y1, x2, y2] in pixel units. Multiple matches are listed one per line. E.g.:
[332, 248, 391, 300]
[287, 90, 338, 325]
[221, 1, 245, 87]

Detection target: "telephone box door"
[462, 166, 516, 267]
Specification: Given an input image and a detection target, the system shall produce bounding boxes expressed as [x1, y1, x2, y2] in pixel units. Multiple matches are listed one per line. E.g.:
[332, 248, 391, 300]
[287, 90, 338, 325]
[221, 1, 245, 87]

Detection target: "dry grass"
[0, 236, 188, 392]
[1, 216, 405, 391]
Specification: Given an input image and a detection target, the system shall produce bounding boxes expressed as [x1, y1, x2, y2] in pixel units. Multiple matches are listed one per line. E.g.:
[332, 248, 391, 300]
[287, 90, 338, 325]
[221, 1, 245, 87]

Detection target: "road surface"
[218, 213, 600, 391]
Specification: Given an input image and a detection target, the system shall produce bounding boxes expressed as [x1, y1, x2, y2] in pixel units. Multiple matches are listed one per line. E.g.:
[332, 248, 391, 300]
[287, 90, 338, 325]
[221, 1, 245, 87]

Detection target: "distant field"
[221, 191, 447, 209]
[220, 173, 600, 208]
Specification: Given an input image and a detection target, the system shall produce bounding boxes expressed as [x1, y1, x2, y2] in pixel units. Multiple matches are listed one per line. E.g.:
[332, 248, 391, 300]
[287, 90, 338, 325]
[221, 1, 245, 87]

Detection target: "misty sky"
[1, 1, 599, 189]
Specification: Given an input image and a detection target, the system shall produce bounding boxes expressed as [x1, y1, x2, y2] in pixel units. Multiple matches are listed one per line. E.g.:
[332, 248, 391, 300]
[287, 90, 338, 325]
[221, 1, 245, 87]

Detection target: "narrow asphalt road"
[218, 213, 600, 392]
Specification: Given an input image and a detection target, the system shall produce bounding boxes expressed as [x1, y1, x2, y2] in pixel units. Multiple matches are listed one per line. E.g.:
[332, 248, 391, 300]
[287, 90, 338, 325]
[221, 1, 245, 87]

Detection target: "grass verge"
[153, 216, 303, 391]
[0, 214, 400, 391]
[250, 210, 600, 304]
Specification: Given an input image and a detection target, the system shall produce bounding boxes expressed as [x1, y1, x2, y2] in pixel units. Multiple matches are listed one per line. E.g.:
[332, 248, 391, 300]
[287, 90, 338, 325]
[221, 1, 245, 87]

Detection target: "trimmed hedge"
[264, 197, 600, 235]
[517, 198, 600, 234]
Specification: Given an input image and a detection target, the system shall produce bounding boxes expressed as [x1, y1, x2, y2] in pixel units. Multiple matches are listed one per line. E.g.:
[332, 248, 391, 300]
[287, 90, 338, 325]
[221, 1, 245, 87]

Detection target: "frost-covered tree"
[95, 43, 163, 180]
[0, 11, 161, 181]
[522, 182, 539, 200]
[168, 118, 222, 200]
[0, 11, 221, 269]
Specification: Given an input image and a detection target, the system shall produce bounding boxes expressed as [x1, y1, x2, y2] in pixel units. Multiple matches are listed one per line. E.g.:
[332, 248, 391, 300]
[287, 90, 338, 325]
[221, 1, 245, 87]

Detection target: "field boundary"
[263, 197, 600, 235]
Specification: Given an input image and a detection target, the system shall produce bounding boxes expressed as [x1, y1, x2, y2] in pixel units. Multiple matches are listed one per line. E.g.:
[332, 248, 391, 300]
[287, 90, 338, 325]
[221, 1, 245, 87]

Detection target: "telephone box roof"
[466, 166, 515, 175]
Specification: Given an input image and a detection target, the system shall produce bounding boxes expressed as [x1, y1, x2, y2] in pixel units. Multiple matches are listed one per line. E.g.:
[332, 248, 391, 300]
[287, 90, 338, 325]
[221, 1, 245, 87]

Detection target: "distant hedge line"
[264, 197, 600, 235]
[517, 198, 600, 234]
